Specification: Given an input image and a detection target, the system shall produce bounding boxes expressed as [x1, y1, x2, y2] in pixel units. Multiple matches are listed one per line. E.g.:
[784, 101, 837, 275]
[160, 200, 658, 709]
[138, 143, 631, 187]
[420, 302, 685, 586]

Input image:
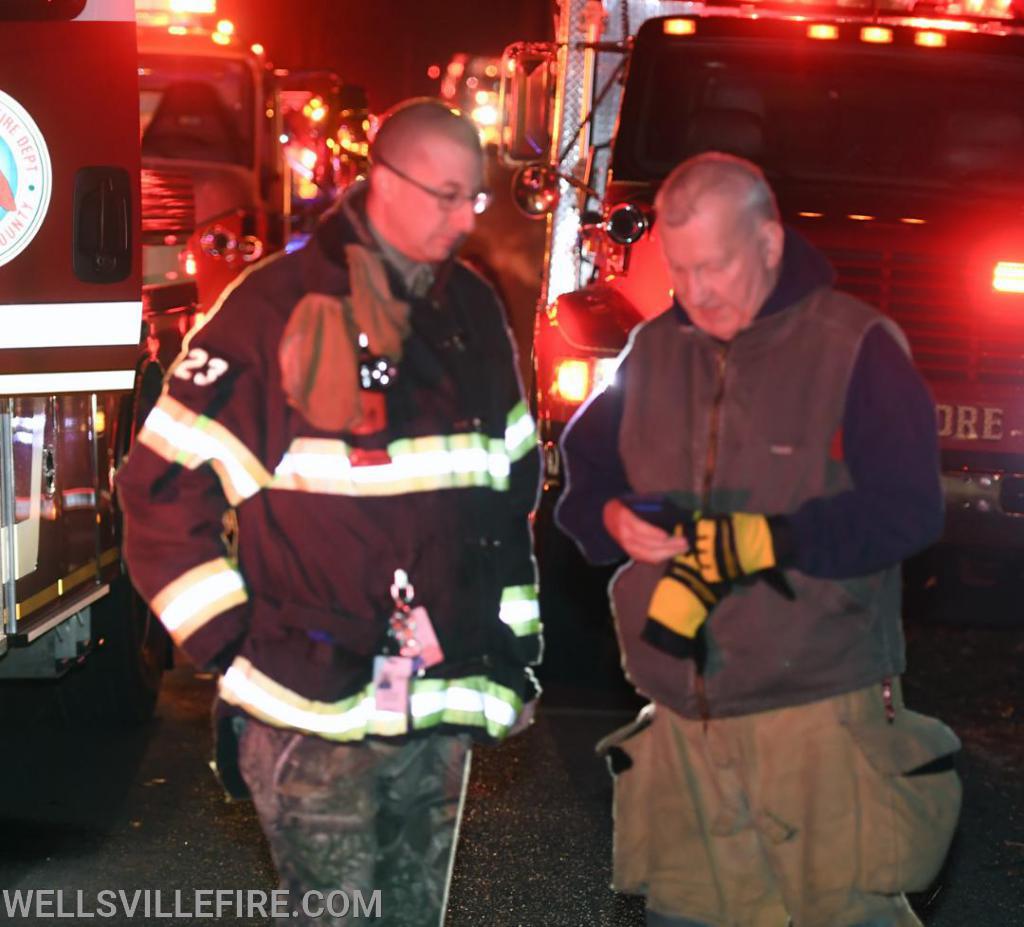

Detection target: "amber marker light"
[553, 359, 591, 404]
[664, 19, 697, 35]
[915, 31, 947, 47]
[808, 24, 839, 40]
[861, 26, 893, 43]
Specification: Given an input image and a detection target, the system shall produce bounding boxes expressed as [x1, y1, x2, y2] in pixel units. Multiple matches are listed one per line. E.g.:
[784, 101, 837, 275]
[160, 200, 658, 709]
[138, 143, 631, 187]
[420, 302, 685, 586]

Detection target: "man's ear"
[368, 164, 393, 204]
[759, 219, 785, 270]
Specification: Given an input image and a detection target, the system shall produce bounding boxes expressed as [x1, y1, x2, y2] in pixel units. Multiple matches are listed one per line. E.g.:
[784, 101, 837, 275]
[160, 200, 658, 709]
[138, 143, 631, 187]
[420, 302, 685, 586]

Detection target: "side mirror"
[606, 203, 649, 245]
[499, 41, 557, 166]
[511, 164, 560, 219]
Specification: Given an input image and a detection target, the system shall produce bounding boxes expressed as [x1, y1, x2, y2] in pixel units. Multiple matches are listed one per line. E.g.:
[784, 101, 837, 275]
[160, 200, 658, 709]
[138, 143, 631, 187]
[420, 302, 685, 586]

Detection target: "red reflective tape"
[829, 427, 844, 462]
[0, 344, 139, 375]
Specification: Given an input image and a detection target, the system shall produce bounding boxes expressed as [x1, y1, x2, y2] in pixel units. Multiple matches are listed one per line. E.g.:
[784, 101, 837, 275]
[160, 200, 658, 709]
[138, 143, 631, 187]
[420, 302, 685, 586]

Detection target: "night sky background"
[216, 0, 553, 111]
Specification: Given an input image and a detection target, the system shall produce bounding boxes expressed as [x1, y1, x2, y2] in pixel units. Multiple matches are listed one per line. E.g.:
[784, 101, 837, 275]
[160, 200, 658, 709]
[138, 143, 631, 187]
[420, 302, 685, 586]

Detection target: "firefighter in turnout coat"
[117, 99, 542, 927]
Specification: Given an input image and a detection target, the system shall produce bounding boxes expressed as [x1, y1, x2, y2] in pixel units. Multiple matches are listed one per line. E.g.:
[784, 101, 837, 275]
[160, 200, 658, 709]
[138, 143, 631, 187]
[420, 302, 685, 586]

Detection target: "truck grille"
[141, 168, 195, 240]
[826, 248, 1024, 385]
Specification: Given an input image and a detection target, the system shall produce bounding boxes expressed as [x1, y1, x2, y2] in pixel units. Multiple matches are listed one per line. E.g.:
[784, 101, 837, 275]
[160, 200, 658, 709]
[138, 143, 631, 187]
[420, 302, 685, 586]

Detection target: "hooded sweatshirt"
[556, 227, 942, 578]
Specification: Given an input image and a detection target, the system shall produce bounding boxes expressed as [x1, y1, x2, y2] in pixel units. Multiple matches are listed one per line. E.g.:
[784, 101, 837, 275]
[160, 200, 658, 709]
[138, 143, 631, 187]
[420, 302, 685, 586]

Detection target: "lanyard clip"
[390, 569, 415, 612]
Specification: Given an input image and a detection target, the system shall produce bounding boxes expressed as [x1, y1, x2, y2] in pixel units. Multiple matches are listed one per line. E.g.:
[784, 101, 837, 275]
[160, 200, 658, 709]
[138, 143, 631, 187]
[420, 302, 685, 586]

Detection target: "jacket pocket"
[843, 709, 962, 894]
[596, 704, 657, 894]
[249, 595, 384, 657]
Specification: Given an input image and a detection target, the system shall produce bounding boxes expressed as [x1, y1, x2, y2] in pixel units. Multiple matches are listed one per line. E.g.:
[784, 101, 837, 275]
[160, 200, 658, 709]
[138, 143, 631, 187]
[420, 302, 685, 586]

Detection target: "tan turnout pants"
[607, 681, 961, 927]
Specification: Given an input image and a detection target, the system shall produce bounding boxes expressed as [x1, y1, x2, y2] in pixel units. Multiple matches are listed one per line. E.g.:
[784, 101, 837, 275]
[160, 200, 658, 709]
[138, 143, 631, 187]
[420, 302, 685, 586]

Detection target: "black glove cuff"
[642, 619, 701, 659]
[766, 514, 797, 569]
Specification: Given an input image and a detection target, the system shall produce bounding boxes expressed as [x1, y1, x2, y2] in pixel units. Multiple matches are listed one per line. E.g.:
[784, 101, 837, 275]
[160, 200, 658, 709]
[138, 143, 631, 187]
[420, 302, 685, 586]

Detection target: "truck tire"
[55, 576, 170, 726]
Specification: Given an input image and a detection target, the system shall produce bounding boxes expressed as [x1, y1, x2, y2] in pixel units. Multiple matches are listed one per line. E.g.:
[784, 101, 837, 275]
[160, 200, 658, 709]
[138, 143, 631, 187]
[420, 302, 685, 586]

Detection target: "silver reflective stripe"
[505, 402, 537, 463]
[151, 558, 249, 645]
[159, 569, 245, 634]
[143, 405, 264, 501]
[0, 301, 142, 348]
[410, 684, 518, 729]
[221, 669, 394, 737]
[499, 585, 541, 636]
[0, 370, 134, 393]
[273, 434, 513, 496]
[218, 662, 521, 742]
[218, 659, 407, 739]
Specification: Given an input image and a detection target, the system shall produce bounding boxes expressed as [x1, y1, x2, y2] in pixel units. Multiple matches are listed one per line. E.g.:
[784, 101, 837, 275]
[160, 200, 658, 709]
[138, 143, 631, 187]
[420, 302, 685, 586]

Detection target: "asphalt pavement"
[0, 553, 1022, 926]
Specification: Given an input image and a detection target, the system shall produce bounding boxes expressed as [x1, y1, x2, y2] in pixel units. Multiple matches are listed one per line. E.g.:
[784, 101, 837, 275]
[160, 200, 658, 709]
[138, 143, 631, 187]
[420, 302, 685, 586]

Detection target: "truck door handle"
[73, 166, 132, 283]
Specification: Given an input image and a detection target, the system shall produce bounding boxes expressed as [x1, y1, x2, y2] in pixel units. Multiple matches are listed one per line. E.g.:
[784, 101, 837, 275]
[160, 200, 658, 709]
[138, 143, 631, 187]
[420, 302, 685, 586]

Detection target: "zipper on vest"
[695, 341, 729, 726]
[701, 343, 729, 503]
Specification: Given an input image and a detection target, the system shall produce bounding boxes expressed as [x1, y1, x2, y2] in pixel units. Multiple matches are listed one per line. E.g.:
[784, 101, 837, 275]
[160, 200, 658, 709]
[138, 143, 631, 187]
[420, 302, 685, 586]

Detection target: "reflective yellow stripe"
[217, 658, 522, 741]
[13, 546, 119, 622]
[220, 658, 404, 739]
[410, 678, 521, 738]
[151, 558, 248, 645]
[271, 433, 512, 497]
[138, 395, 271, 505]
[499, 584, 541, 637]
[505, 400, 537, 464]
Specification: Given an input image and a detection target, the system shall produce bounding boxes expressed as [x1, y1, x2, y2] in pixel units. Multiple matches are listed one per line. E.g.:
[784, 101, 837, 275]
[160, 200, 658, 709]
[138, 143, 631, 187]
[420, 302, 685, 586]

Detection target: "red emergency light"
[687, 0, 1023, 19]
[993, 262, 1024, 294]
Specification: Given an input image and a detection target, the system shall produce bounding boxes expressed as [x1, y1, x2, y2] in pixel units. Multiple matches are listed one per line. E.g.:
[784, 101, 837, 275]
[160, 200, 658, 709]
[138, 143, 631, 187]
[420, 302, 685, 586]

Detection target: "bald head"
[366, 97, 485, 264]
[655, 152, 779, 230]
[371, 97, 481, 173]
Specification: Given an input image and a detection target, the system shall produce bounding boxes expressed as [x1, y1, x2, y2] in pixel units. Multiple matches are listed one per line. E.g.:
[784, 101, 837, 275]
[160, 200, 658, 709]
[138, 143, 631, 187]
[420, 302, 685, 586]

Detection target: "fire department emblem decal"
[0, 90, 52, 268]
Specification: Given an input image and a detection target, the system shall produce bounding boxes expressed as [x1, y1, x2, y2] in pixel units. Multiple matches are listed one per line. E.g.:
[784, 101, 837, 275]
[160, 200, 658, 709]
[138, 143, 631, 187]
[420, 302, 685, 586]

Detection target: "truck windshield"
[613, 38, 1024, 194]
[139, 54, 254, 167]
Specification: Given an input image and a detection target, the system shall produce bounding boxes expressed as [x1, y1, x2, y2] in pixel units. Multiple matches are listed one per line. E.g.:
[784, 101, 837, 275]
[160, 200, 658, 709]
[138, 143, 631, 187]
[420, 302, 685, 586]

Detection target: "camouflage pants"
[238, 719, 471, 927]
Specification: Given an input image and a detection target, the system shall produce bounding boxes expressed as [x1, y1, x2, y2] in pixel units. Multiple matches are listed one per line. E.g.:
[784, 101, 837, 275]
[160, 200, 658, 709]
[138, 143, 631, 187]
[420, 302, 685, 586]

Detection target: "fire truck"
[502, 0, 1024, 557]
[0, 0, 168, 721]
[136, 0, 359, 372]
[439, 53, 503, 148]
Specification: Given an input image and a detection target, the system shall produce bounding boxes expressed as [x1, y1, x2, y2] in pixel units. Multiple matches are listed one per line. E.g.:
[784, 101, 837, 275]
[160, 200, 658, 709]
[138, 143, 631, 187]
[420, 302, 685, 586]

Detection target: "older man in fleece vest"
[557, 152, 960, 927]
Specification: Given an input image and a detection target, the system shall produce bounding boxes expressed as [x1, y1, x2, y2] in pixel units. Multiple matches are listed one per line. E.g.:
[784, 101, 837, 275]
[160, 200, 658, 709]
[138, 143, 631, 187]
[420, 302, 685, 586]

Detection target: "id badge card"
[373, 655, 413, 714]
[400, 606, 445, 670]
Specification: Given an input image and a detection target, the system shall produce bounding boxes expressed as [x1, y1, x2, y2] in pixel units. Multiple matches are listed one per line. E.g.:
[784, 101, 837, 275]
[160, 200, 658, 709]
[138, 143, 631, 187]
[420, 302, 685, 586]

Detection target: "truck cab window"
[139, 56, 255, 168]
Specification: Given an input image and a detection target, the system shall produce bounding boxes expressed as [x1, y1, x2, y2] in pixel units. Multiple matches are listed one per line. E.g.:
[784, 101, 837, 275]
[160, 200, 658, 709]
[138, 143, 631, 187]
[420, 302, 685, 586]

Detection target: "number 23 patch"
[172, 347, 229, 387]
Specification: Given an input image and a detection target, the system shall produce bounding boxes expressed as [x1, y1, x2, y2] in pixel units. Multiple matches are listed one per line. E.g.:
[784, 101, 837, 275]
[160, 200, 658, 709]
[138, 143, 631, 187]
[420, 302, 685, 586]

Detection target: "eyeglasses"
[374, 155, 492, 215]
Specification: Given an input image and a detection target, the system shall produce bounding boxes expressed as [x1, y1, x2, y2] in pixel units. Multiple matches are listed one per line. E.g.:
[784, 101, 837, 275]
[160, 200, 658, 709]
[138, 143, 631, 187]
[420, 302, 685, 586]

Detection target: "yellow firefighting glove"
[643, 549, 728, 659]
[692, 513, 777, 584]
